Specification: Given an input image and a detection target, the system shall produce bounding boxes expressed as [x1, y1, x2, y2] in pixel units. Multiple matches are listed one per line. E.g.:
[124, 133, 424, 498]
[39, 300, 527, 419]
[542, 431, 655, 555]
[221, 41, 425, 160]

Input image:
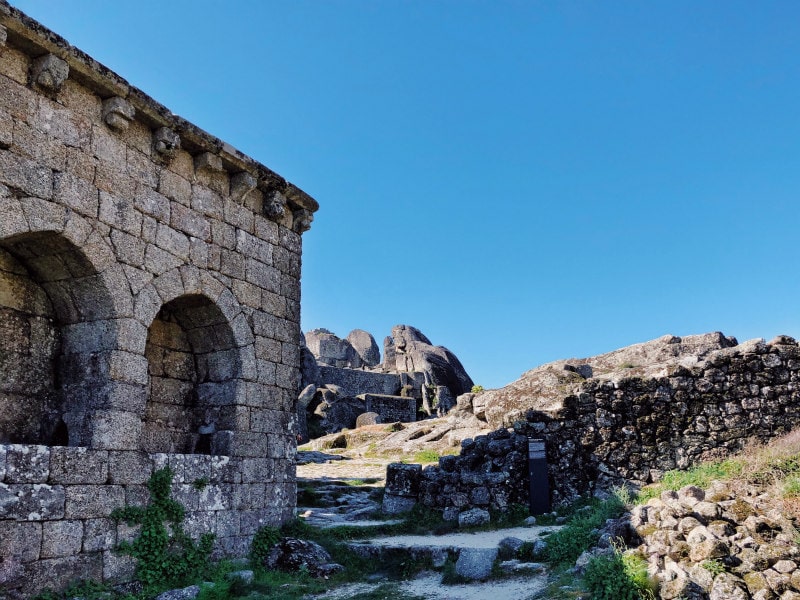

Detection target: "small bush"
[471, 385, 484, 393]
[250, 525, 281, 567]
[542, 492, 627, 567]
[584, 550, 654, 600]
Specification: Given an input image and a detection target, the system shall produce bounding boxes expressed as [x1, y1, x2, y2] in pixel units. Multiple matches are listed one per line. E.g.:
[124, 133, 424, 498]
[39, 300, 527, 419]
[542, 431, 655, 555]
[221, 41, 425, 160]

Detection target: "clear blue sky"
[12, 1, 800, 389]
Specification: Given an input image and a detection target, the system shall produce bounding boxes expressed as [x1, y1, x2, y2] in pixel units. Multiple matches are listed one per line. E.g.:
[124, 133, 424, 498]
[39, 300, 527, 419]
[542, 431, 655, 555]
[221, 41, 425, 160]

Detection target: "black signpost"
[528, 438, 550, 515]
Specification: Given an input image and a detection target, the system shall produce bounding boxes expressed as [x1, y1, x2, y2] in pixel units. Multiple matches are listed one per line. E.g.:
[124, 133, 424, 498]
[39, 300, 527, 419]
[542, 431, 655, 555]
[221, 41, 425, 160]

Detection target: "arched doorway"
[0, 231, 116, 445]
[143, 294, 241, 454]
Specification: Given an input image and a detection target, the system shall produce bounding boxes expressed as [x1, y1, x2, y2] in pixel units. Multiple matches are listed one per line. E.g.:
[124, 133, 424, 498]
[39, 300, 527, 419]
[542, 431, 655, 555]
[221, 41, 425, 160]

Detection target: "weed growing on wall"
[111, 466, 214, 596]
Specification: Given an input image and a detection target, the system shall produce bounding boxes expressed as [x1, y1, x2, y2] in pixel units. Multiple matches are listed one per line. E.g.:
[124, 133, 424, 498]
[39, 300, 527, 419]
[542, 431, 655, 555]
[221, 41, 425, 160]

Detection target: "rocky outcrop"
[480, 332, 737, 429]
[347, 329, 381, 367]
[305, 329, 365, 369]
[299, 325, 474, 439]
[383, 325, 474, 399]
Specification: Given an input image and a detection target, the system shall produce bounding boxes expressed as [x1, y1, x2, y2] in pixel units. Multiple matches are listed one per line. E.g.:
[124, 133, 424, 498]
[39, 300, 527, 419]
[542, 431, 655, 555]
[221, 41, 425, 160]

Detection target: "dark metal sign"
[527, 438, 550, 514]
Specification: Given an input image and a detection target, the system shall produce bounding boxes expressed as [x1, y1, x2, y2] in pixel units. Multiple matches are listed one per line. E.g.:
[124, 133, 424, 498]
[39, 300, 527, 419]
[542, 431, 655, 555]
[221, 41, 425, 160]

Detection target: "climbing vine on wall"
[111, 467, 214, 595]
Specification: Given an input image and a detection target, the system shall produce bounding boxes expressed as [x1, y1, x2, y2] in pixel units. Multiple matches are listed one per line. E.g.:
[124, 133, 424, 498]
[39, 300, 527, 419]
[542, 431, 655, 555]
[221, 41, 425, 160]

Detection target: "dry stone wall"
[416, 337, 800, 512]
[0, 3, 317, 594]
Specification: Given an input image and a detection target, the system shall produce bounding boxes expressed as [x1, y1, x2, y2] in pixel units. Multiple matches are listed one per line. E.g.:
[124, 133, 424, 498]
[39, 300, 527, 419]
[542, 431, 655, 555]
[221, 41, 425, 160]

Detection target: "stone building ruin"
[0, 3, 317, 594]
[298, 324, 474, 439]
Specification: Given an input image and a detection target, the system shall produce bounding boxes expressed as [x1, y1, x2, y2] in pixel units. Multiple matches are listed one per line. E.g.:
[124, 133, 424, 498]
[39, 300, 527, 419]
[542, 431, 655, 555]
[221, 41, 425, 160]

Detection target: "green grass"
[583, 549, 655, 600]
[540, 490, 628, 567]
[636, 459, 744, 502]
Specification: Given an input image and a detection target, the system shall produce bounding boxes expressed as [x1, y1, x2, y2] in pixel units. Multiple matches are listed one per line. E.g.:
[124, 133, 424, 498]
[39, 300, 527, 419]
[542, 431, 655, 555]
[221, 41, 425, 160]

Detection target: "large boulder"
[305, 328, 361, 368]
[265, 538, 344, 578]
[383, 325, 474, 399]
[481, 332, 738, 428]
[311, 388, 365, 434]
[347, 329, 381, 367]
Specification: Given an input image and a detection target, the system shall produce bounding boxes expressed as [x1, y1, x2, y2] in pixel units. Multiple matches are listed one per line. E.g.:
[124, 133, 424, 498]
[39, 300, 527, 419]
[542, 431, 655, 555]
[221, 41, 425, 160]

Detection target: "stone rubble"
[633, 482, 800, 600]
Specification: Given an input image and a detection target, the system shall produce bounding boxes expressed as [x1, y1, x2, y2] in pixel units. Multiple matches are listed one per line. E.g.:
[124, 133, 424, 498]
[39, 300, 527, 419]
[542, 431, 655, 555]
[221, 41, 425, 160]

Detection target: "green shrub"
[584, 550, 654, 600]
[111, 466, 214, 596]
[471, 385, 484, 393]
[250, 525, 282, 567]
[542, 492, 626, 566]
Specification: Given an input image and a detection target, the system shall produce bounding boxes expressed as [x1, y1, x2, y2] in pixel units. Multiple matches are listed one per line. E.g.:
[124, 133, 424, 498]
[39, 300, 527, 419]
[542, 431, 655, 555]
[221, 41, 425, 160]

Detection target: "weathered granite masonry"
[415, 337, 800, 514]
[0, 3, 317, 594]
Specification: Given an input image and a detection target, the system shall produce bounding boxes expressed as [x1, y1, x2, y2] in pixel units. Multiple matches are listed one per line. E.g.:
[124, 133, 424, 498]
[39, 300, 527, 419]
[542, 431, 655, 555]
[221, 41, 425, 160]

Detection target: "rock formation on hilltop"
[477, 332, 738, 428]
[298, 325, 473, 439]
[383, 325, 474, 398]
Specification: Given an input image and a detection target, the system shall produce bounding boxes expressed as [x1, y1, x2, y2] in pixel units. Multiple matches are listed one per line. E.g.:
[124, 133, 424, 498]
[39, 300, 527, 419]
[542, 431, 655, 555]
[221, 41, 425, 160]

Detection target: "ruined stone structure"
[0, 3, 317, 594]
[300, 324, 474, 438]
[402, 336, 800, 516]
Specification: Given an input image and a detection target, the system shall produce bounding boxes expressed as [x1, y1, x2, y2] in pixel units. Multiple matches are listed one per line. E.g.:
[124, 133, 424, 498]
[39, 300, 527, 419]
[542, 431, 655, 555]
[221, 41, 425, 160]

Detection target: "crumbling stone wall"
[417, 337, 800, 512]
[0, 2, 317, 594]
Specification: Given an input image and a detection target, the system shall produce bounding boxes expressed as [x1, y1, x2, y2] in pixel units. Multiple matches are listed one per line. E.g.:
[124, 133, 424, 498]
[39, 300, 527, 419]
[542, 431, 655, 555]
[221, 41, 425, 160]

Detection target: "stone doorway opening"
[144, 293, 241, 454]
[0, 231, 116, 446]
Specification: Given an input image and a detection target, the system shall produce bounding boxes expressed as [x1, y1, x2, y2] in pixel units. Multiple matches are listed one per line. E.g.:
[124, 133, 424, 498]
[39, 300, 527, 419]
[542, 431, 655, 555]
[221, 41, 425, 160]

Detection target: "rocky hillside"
[478, 332, 739, 428]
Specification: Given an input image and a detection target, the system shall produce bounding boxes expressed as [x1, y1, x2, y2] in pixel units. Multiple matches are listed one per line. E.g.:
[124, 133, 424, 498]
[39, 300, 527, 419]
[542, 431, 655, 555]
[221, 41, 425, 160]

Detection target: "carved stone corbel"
[230, 171, 257, 203]
[264, 189, 287, 220]
[153, 126, 180, 159]
[31, 54, 69, 92]
[292, 208, 313, 233]
[102, 97, 135, 132]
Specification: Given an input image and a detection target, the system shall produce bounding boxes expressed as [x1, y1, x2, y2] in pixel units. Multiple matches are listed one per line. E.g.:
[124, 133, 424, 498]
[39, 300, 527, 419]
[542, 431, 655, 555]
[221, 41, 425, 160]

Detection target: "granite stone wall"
[416, 337, 800, 513]
[0, 2, 317, 594]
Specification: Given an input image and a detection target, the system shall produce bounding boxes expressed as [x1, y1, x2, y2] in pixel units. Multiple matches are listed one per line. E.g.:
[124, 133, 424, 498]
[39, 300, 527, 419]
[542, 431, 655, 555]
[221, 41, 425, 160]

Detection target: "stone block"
[183, 509, 216, 539]
[90, 410, 142, 450]
[108, 451, 152, 484]
[22, 554, 103, 597]
[41, 520, 83, 558]
[0, 520, 42, 561]
[171, 202, 210, 240]
[455, 547, 498, 580]
[65, 484, 125, 519]
[99, 191, 142, 236]
[103, 549, 137, 583]
[53, 170, 98, 218]
[216, 510, 241, 539]
[108, 350, 149, 385]
[192, 186, 223, 219]
[385, 463, 422, 497]
[82, 518, 116, 552]
[111, 228, 146, 265]
[381, 494, 417, 514]
[4, 444, 50, 483]
[0, 445, 5, 481]
[241, 458, 274, 483]
[156, 223, 190, 260]
[49, 447, 109, 484]
[1, 483, 65, 520]
[210, 455, 241, 484]
[0, 150, 53, 198]
[245, 258, 280, 293]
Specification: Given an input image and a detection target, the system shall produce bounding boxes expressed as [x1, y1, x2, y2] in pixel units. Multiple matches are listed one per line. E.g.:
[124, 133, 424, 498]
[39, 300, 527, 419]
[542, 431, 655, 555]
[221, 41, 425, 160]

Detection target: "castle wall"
[0, 2, 317, 593]
[417, 338, 800, 511]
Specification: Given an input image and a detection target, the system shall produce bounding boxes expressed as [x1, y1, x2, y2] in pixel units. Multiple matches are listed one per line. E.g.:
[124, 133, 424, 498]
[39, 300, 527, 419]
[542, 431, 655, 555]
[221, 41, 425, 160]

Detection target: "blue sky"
[12, 1, 800, 388]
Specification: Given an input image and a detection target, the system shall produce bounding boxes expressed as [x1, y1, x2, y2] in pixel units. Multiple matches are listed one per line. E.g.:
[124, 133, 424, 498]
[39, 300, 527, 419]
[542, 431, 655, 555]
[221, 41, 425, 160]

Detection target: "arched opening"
[0, 231, 116, 445]
[143, 294, 241, 454]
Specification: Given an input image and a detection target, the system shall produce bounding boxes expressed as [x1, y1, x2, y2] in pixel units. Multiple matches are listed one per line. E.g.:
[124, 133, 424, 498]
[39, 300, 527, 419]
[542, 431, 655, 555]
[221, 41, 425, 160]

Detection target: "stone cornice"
[0, 0, 319, 215]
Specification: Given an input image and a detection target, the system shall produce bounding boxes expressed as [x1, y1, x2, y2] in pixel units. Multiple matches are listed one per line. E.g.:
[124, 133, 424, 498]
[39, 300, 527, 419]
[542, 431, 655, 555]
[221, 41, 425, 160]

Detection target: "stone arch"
[142, 287, 244, 455]
[0, 223, 121, 446]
